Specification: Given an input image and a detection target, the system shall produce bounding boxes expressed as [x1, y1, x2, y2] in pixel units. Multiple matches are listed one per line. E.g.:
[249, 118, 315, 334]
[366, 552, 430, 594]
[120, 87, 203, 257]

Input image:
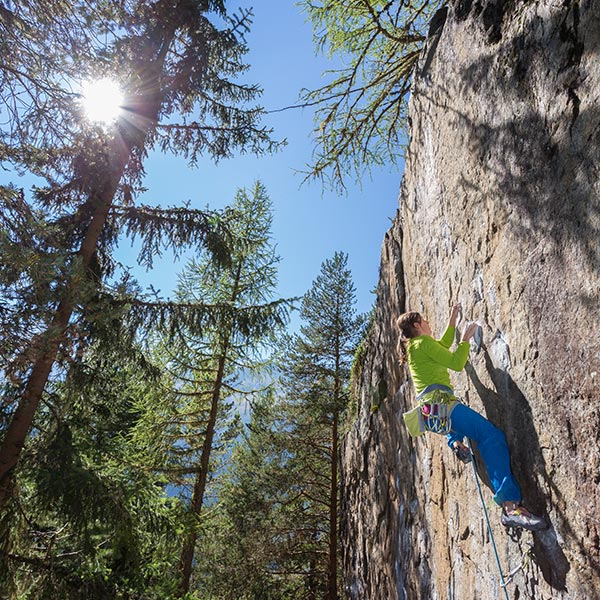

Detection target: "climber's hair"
[396, 311, 422, 364]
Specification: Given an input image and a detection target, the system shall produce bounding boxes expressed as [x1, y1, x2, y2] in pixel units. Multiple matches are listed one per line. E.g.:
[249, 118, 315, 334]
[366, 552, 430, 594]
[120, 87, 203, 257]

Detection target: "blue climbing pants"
[447, 404, 521, 505]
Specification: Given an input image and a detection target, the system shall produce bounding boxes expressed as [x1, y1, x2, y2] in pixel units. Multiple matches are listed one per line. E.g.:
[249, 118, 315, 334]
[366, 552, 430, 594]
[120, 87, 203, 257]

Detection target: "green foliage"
[0, 1, 281, 173]
[346, 316, 370, 425]
[0, 343, 182, 599]
[0, 0, 282, 396]
[299, 0, 444, 191]
[126, 182, 291, 596]
[193, 391, 329, 599]
[348, 308, 374, 414]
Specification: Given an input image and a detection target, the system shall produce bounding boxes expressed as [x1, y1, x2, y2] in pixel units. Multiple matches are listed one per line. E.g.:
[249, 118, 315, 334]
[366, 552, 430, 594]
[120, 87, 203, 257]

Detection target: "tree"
[0, 333, 182, 599]
[130, 182, 290, 596]
[299, 0, 443, 191]
[0, 1, 280, 511]
[193, 391, 306, 599]
[214, 252, 364, 599]
[287, 251, 363, 599]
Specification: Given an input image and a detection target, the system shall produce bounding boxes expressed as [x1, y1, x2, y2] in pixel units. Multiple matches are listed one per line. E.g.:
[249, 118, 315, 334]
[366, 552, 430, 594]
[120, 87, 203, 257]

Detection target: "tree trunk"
[308, 556, 318, 600]
[177, 350, 226, 596]
[0, 164, 123, 509]
[177, 262, 242, 595]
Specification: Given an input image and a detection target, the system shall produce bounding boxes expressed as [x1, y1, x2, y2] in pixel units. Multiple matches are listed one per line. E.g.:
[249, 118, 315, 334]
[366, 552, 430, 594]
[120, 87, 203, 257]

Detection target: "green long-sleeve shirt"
[407, 326, 470, 394]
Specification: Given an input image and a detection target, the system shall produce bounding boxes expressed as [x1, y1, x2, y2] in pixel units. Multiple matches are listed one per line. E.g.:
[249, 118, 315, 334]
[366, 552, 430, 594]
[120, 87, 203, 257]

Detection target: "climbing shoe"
[501, 506, 547, 531]
[452, 442, 472, 464]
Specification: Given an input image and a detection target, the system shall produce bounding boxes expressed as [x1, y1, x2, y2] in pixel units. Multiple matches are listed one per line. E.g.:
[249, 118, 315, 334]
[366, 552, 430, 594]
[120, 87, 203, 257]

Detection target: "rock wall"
[340, 0, 600, 598]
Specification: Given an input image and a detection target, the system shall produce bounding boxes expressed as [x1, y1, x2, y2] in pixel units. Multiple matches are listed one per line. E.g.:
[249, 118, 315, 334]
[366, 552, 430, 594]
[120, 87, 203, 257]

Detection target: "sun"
[80, 78, 124, 124]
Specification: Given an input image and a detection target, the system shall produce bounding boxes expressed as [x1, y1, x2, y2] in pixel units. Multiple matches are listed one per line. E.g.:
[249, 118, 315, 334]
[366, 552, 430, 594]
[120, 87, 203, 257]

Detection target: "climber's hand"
[449, 303, 462, 327]
[461, 322, 479, 342]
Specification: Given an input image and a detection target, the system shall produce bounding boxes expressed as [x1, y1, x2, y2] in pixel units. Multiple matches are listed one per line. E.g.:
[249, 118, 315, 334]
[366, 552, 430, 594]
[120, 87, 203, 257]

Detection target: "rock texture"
[340, 0, 600, 598]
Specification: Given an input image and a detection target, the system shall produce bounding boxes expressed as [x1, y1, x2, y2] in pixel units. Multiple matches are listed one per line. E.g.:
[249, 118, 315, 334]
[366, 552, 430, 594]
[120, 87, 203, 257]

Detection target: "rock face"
[340, 1, 600, 598]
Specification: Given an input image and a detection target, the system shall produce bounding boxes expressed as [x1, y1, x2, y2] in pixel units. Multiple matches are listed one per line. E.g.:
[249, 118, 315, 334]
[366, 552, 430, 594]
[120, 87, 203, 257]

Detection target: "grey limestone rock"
[341, 0, 600, 598]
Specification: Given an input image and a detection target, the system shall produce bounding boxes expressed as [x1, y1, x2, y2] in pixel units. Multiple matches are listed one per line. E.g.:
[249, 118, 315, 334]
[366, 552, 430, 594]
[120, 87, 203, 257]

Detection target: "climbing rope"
[466, 438, 510, 600]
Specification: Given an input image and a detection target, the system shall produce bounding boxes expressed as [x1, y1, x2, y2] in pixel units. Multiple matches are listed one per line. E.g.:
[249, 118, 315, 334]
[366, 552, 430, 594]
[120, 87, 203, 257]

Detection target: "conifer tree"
[215, 252, 364, 599]
[131, 182, 290, 596]
[0, 1, 279, 511]
[203, 390, 315, 599]
[0, 334, 180, 598]
[286, 251, 363, 599]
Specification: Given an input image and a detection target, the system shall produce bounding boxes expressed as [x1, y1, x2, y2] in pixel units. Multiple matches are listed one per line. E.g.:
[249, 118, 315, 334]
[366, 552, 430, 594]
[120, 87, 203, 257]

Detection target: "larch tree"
[299, 0, 444, 191]
[130, 182, 290, 596]
[0, 0, 280, 513]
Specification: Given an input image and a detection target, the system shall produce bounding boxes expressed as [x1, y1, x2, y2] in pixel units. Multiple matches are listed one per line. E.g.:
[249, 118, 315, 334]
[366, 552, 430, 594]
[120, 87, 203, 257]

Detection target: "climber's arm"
[422, 336, 470, 372]
[439, 303, 462, 348]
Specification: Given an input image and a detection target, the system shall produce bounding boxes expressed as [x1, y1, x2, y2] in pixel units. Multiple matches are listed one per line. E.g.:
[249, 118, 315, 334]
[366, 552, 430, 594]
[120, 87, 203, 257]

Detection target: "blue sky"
[121, 1, 404, 325]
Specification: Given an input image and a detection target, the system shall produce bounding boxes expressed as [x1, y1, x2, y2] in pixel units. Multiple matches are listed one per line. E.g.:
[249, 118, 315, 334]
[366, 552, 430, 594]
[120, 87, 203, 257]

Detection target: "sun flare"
[80, 78, 124, 124]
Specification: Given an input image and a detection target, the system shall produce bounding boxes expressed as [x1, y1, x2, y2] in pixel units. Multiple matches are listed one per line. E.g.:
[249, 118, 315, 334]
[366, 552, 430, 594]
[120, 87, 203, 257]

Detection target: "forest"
[0, 1, 437, 598]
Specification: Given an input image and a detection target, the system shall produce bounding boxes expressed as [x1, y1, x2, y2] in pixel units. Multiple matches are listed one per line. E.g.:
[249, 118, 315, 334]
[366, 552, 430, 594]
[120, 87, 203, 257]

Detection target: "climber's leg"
[446, 430, 463, 447]
[447, 403, 521, 505]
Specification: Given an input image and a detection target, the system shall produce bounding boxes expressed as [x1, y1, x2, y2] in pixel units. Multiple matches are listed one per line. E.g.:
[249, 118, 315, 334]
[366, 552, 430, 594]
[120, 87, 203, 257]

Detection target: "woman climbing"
[397, 304, 546, 531]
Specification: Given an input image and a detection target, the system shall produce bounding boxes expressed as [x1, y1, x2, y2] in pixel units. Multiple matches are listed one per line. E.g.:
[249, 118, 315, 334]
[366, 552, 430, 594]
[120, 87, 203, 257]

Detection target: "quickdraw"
[501, 544, 534, 587]
[417, 386, 457, 435]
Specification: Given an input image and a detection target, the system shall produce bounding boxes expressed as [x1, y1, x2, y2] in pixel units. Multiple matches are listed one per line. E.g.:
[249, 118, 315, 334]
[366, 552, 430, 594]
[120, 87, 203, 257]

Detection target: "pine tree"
[286, 252, 363, 599]
[215, 252, 364, 599]
[0, 1, 279, 511]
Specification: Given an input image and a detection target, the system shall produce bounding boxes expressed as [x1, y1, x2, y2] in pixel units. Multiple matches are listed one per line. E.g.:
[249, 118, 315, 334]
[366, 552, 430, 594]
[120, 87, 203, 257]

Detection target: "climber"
[397, 304, 547, 531]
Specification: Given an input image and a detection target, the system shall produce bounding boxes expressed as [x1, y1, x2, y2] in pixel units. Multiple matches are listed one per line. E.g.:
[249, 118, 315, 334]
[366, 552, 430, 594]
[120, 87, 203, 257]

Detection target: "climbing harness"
[466, 438, 510, 600]
[402, 384, 459, 437]
[418, 384, 458, 434]
[421, 396, 453, 434]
